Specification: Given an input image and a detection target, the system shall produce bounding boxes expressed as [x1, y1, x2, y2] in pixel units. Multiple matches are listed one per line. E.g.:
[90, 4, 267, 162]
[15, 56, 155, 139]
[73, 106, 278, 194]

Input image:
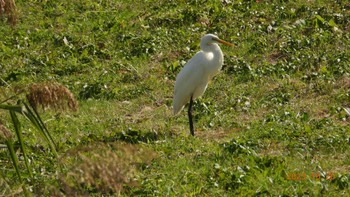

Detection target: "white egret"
[173, 34, 233, 136]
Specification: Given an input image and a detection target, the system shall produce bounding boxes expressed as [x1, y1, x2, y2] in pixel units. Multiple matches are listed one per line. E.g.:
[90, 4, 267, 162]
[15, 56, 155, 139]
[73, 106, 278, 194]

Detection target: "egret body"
[173, 34, 233, 136]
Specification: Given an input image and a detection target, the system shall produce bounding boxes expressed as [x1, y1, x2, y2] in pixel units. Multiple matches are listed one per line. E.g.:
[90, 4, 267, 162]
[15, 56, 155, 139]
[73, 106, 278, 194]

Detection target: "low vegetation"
[1, 0, 349, 196]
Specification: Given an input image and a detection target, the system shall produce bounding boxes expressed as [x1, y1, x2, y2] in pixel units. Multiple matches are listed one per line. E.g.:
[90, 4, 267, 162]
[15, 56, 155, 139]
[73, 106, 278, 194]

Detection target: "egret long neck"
[211, 44, 223, 64]
[203, 44, 224, 79]
[201, 43, 223, 59]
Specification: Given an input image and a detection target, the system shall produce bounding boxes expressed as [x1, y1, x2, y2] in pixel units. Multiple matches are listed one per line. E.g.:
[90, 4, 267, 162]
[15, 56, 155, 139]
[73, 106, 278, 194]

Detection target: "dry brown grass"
[26, 82, 78, 112]
[59, 142, 156, 195]
[0, 121, 12, 140]
[196, 128, 240, 142]
[0, 0, 17, 26]
[334, 75, 350, 89]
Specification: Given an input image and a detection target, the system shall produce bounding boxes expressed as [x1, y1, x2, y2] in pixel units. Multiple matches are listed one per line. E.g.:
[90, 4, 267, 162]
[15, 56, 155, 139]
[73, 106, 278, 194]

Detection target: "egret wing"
[173, 52, 208, 114]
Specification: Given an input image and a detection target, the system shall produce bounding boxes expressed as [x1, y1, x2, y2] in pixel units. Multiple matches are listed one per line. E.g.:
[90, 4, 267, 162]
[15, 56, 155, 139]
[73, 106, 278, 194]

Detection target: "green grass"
[1, 0, 350, 196]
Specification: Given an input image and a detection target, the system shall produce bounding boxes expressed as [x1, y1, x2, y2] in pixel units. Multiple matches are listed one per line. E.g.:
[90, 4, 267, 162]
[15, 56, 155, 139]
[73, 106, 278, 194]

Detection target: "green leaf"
[328, 19, 337, 27]
[316, 15, 325, 23]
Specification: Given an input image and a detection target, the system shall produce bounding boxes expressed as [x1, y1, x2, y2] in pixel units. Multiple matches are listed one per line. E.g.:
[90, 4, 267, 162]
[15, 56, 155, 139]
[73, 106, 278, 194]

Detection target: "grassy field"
[1, 0, 350, 196]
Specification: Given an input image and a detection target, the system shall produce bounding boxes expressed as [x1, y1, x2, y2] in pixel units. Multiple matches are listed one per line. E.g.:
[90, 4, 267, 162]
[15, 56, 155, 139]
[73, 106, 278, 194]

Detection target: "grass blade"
[6, 139, 30, 197]
[0, 104, 23, 113]
[25, 102, 57, 149]
[5, 139, 22, 182]
[10, 110, 33, 178]
[21, 102, 57, 156]
[0, 102, 58, 156]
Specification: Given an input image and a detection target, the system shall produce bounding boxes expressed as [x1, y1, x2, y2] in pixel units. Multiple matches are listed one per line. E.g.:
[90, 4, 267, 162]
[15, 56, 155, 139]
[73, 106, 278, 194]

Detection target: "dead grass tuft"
[334, 75, 350, 89]
[258, 141, 284, 157]
[267, 51, 287, 65]
[26, 82, 78, 112]
[59, 142, 156, 195]
[196, 128, 240, 142]
[0, 0, 17, 26]
[0, 121, 12, 140]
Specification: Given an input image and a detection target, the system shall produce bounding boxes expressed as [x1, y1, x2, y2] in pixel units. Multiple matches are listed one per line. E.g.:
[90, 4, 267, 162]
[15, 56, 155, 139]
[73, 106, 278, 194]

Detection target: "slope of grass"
[1, 0, 350, 196]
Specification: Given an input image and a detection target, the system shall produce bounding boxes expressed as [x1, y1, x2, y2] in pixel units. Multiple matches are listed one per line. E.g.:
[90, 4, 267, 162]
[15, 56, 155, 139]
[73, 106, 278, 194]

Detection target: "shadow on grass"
[80, 128, 168, 144]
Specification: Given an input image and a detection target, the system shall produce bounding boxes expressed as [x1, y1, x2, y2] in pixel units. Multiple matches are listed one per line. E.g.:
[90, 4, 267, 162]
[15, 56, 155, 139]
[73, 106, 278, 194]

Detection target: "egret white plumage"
[173, 34, 233, 136]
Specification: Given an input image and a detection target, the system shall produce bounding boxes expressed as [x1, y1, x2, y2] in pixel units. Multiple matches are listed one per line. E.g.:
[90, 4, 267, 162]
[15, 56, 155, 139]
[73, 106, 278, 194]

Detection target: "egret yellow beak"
[213, 37, 234, 46]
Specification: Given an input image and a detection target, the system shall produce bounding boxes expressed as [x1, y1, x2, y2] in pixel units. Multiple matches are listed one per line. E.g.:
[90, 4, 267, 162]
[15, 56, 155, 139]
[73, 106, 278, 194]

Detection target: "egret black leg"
[188, 96, 194, 136]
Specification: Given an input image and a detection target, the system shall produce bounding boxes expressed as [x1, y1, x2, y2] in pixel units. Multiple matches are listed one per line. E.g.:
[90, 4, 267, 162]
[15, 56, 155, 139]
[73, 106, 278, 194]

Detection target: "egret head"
[200, 34, 234, 51]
